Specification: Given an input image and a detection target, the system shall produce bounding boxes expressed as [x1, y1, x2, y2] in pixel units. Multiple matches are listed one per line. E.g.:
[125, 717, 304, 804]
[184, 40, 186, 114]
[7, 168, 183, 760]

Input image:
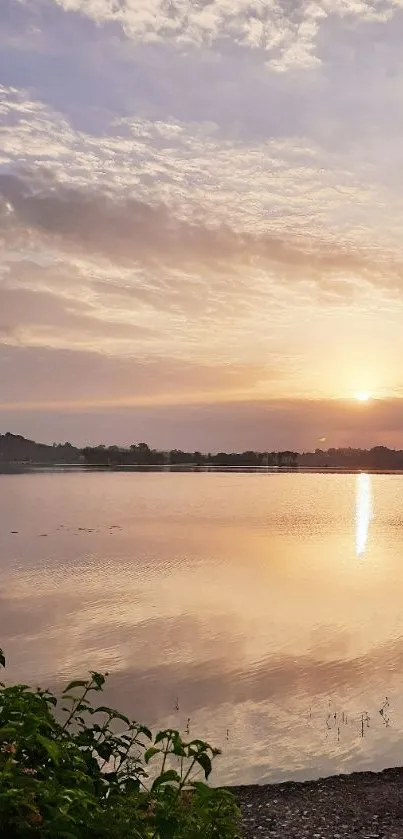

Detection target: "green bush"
[0, 648, 240, 838]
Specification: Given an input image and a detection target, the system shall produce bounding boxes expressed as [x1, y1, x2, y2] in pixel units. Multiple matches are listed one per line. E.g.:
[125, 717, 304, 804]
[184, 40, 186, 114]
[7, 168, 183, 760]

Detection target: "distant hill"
[0, 433, 81, 464]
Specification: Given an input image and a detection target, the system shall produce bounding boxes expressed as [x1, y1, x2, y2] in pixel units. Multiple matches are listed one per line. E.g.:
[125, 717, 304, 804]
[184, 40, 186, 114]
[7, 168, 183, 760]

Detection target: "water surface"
[1, 472, 403, 784]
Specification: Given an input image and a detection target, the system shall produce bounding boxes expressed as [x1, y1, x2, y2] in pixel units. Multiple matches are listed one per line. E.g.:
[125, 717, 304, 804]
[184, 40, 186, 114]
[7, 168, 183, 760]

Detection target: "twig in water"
[379, 697, 390, 727]
[361, 712, 370, 738]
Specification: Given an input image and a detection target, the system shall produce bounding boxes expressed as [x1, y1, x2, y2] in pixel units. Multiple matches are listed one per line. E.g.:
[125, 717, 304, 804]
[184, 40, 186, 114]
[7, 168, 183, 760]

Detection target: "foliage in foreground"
[0, 648, 239, 839]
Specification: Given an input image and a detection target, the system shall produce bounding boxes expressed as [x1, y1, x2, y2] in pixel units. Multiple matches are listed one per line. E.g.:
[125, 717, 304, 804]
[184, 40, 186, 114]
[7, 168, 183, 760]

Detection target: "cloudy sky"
[2, 0, 403, 450]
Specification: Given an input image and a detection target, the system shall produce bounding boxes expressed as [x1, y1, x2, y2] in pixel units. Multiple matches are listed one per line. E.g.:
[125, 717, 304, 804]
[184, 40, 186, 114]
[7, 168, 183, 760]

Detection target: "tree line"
[81, 443, 299, 467]
[3, 433, 403, 470]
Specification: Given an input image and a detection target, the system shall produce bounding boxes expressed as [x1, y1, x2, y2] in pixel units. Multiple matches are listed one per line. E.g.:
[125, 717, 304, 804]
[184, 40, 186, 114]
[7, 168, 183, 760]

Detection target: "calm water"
[1, 471, 403, 785]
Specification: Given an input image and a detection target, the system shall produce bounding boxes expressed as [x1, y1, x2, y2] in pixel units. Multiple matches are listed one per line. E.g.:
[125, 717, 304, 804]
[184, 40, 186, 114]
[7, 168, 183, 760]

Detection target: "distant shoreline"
[2, 463, 403, 475]
[3, 434, 403, 472]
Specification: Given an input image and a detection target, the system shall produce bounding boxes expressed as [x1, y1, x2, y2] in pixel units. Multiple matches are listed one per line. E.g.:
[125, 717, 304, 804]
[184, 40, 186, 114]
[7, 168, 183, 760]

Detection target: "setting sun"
[355, 391, 371, 402]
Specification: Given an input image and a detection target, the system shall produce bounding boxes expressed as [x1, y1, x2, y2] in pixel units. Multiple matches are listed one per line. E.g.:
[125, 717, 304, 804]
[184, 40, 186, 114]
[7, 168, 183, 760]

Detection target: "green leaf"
[96, 742, 113, 761]
[151, 770, 181, 791]
[63, 680, 88, 693]
[191, 781, 211, 796]
[124, 778, 141, 793]
[172, 733, 186, 757]
[139, 724, 152, 740]
[154, 728, 176, 745]
[103, 770, 119, 784]
[144, 746, 161, 764]
[0, 726, 17, 741]
[195, 752, 212, 779]
[0, 654, 238, 838]
[90, 672, 106, 690]
[155, 815, 177, 839]
[54, 833, 81, 839]
[188, 739, 208, 750]
[93, 705, 114, 716]
[75, 701, 91, 713]
[37, 734, 61, 764]
[109, 710, 130, 725]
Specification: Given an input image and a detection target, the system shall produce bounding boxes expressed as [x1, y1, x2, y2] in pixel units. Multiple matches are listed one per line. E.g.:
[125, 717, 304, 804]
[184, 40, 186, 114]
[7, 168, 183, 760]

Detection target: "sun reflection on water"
[356, 472, 372, 557]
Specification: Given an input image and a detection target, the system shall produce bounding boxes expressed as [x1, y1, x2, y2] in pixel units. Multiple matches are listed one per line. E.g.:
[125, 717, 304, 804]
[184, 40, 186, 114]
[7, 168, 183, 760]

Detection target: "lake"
[1, 471, 403, 785]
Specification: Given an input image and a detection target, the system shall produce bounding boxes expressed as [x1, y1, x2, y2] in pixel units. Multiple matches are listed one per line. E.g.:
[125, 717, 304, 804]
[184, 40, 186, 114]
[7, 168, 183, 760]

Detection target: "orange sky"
[1, 1, 403, 449]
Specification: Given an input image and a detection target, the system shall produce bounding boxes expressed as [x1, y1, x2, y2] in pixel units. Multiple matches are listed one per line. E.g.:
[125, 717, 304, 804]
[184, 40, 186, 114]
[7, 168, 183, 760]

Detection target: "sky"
[1, 0, 403, 450]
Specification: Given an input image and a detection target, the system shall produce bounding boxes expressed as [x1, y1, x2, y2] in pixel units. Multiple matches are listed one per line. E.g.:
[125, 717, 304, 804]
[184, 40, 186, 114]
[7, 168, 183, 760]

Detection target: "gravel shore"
[232, 767, 403, 838]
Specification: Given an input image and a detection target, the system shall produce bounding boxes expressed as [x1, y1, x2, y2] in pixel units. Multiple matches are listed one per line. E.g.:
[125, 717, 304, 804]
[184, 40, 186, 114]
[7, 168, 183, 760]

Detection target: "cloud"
[2, 573, 403, 725]
[2, 167, 403, 303]
[2, 5, 403, 447]
[1, 84, 396, 247]
[0, 285, 157, 354]
[1, 347, 403, 451]
[2, 136, 403, 405]
[49, 0, 398, 71]
[4, 159, 403, 390]
[0, 169, 374, 274]
[0, 343, 292, 410]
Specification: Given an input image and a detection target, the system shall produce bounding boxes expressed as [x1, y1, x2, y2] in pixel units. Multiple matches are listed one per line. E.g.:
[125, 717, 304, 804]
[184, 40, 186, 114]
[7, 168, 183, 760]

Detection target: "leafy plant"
[0, 648, 240, 838]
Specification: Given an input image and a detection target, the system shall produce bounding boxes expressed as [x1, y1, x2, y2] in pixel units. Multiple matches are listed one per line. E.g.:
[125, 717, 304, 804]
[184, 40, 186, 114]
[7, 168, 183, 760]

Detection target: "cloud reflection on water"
[2, 472, 403, 784]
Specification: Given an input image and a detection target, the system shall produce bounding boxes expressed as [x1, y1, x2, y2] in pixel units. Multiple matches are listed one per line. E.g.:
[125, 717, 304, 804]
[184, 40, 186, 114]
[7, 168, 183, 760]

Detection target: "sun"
[355, 391, 371, 402]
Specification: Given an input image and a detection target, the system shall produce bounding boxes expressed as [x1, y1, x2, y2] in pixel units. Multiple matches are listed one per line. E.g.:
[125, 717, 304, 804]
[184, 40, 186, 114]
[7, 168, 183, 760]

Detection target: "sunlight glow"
[356, 473, 372, 557]
[355, 391, 371, 402]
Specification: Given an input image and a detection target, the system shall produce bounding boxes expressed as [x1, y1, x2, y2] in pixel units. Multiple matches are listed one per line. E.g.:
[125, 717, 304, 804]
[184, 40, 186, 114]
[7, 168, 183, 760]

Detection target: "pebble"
[232, 766, 403, 839]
